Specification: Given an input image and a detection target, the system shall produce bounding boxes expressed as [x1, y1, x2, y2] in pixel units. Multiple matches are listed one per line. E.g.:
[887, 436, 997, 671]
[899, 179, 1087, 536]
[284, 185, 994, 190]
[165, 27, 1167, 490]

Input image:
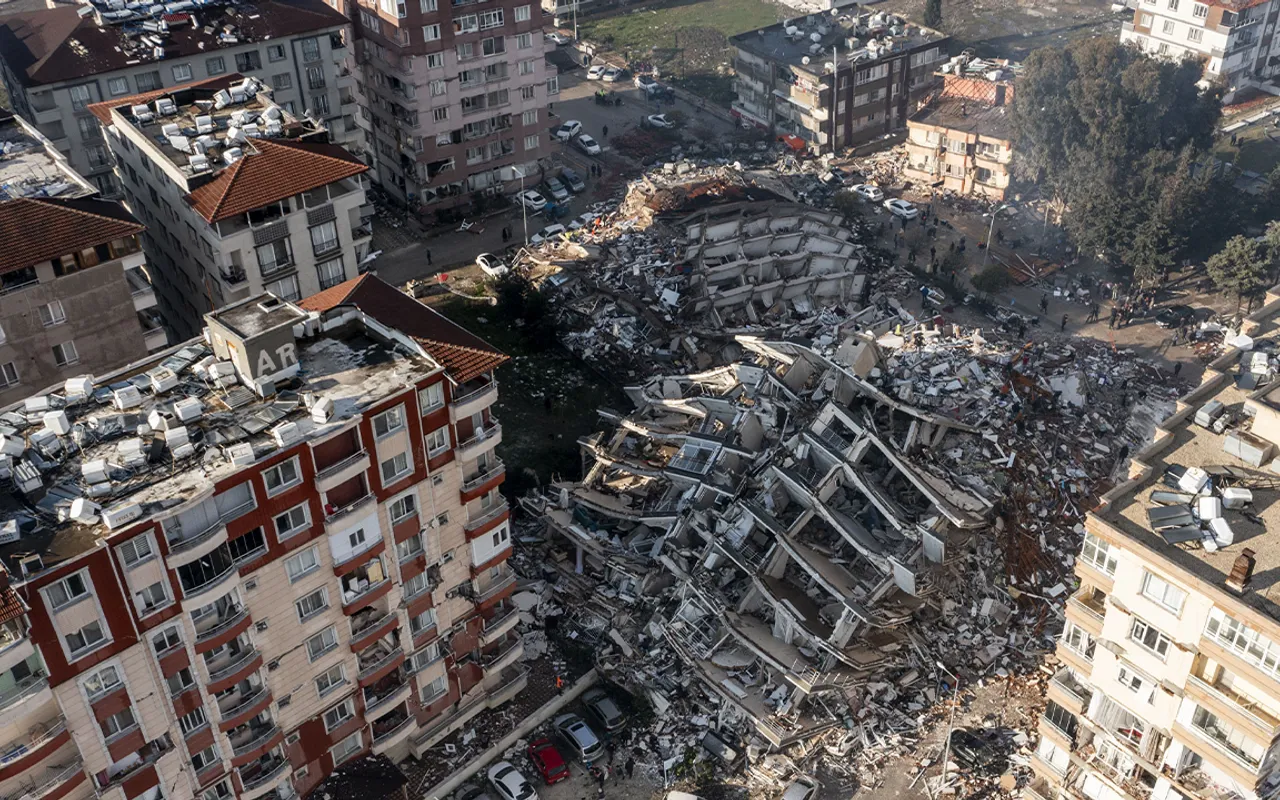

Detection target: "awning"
[777, 134, 807, 152]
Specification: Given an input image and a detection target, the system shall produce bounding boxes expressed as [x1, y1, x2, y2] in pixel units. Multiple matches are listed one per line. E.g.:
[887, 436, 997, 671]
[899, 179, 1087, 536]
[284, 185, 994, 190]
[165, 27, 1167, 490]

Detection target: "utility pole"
[572, 0, 578, 43]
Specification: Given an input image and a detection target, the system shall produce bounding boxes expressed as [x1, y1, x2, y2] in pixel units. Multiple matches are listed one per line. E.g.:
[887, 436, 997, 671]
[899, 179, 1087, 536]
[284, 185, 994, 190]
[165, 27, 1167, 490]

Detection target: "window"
[178, 707, 206, 736]
[310, 221, 339, 256]
[67, 620, 106, 657]
[108, 77, 130, 96]
[307, 626, 339, 661]
[410, 607, 437, 636]
[135, 581, 169, 614]
[524, 134, 540, 151]
[1193, 1, 1207, 16]
[317, 258, 345, 290]
[191, 744, 220, 772]
[430, 80, 447, 97]
[316, 664, 346, 696]
[390, 492, 418, 523]
[229, 527, 266, 562]
[206, 56, 226, 75]
[275, 503, 310, 539]
[285, 546, 321, 582]
[346, 528, 367, 552]
[420, 674, 447, 703]
[1079, 533, 1117, 576]
[521, 109, 538, 126]
[482, 36, 505, 56]
[435, 512, 450, 527]
[152, 626, 182, 655]
[300, 37, 321, 62]
[103, 707, 137, 738]
[410, 642, 442, 672]
[545, 75, 558, 95]
[516, 32, 532, 48]
[266, 274, 301, 302]
[264, 457, 301, 495]
[374, 406, 406, 437]
[1042, 700, 1078, 739]
[296, 588, 329, 621]
[427, 52, 445, 69]
[1141, 571, 1187, 614]
[421, 0, 437, 10]
[135, 71, 162, 92]
[1191, 705, 1263, 766]
[82, 665, 122, 700]
[166, 667, 194, 696]
[267, 44, 286, 62]
[235, 51, 263, 72]
[514, 4, 529, 21]
[172, 63, 193, 82]
[323, 698, 355, 731]
[272, 72, 293, 91]
[1163, 19, 1176, 33]
[1168, 0, 1179, 8]
[1188, 27, 1203, 42]
[46, 572, 89, 609]
[256, 238, 294, 273]
[491, 525, 509, 550]
[397, 533, 424, 562]
[479, 9, 503, 29]
[1063, 623, 1095, 661]
[1205, 608, 1280, 678]
[423, 23, 441, 41]
[119, 535, 154, 567]
[403, 571, 432, 599]
[69, 84, 94, 110]
[520, 59, 536, 75]
[39, 300, 66, 327]
[1130, 617, 1172, 659]
[332, 730, 363, 764]
[306, 66, 327, 91]
[382, 452, 411, 483]
[1117, 664, 1146, 694]
[455, 13, 478, 32]
[1139, 12, 1153, 25]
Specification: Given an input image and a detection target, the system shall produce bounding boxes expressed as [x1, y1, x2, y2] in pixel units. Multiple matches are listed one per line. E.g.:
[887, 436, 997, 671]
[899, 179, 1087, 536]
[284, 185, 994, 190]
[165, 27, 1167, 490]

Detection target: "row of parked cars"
[467, 689, 626, 800]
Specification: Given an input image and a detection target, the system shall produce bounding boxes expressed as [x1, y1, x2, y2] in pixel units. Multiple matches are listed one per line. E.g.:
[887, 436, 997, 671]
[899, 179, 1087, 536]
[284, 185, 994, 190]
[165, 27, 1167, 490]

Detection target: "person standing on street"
[425, 249, 432, 266]
[602, 125, 609, 138]
[1060, 314, 1069, 332]
[625, 757, 635, 780]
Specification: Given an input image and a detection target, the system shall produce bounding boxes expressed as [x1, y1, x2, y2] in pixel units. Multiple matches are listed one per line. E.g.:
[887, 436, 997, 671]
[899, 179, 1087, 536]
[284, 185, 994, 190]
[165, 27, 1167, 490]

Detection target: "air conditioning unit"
[255, 621, 269, 632]
[245, 578, 259, 591]
[267, 659, 280, 671]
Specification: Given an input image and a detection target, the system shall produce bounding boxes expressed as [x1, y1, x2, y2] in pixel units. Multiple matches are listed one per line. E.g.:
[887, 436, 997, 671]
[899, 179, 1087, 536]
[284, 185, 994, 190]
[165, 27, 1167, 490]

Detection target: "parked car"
[530, 224, 567, 245]
[1156, 304, 1195, 328]
[644, 114, 674, 129]
[567, 212, 599, 231]
[574, 134, 601, 156]
[544, 31, 572, 45]
[602, 66, 623, 82]
[582, 688, 627, 733]
[634, 74, 658, 91]
[486, 762, 536, 800]
[851, 183, 884, 202]
[526, 738, 570, 785]
[948, 728, 1006, 773]
[819, 167, 851, 186]
[553, 120, 582, 141]
[543, 176, 569, 203]
[475, 253, 509, 277]
[560, 168, 585, 193]
[455, 785, 495, 800]
[883, 198, 919, 219]
[553, 713, 604, 764]
[518, 190, 547, 212]
[586, 64, 607, 80]
[780, 777, 819, 800]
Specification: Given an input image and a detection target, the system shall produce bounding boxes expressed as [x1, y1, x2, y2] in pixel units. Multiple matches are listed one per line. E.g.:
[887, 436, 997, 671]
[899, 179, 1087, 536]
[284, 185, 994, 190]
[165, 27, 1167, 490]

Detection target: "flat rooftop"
[1099, 299, 1280, 620]
[909, 96, 1015, 140]
[732, 7, 946, 75]
[0, 110, 94, 202]
[0, 293, 440, 576]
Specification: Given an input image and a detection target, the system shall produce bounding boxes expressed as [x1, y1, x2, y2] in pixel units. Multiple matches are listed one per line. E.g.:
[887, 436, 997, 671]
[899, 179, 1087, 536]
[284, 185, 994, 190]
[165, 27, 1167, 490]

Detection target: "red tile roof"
[0, 197, 144, 276]
[185, 138, 368, 223]
[0, 586, 24, 625]
[298, 275, 508, 383]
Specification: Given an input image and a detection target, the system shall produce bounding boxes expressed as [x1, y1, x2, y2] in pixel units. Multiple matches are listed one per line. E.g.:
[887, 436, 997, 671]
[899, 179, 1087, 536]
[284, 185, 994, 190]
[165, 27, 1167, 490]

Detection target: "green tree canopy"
[923, 0, 942, 28]
[1206, 235, 1271, 310]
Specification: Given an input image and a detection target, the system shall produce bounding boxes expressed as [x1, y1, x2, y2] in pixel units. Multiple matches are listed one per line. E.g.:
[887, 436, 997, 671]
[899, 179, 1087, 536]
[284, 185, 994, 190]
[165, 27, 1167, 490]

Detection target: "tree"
[1206, 235, 1271, 311]
[972, 265, 1011, 294]
[923, 0, 942, 28]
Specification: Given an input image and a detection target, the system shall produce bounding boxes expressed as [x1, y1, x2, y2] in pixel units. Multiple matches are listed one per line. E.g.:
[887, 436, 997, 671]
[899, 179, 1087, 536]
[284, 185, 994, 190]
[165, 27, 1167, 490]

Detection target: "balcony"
[456, 421, 501, 461]
[1050, 668, 1093, 713]
[238, 754, 289, 797]
[465, 500, 509, 534]
[1187, 672, 1280, 736]
[166, 520, 230, 568]
[0, 673, 52, 727]
[363, 668, 411, 714]
[371, 706, 414, 754]
[25, 760, 84, 800]
[315, 450, 370, 493]
[481, 635, 522, 675]
[194, 604, 250, 649]
[1067, 587, 1107, 631]
[480, 605, 518, 646]
[0, 717, 67, 777]
[476, 573, 516, 606]
[350, 608, 398, 650]
[358, 644, 405, 685]
[451, 378, 498, 420]
[462, 460, 506, 494]
[0, 629, 34, 676]
[325, 492, 375, 527]
[341, 560, 391, 612]
[179, 559, 241, 610]
[218, 684, 271, 730]
[230, 723, 281, 760]
[206, 644, 259, 685]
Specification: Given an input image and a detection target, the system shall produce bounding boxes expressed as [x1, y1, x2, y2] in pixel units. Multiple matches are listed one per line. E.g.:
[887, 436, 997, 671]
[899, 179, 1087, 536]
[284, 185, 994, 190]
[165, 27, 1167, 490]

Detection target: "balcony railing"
[373, 714, 413, 744]
[483, 606, 517, 634]
[1069, 591, 1106, 621]
[476, 573, 516, 604]
[27, 760, 82, 799]
[358, 647, 404, 681]
[195, 605, 248, 642]
[457, 422, 501, 450]
[182, 562, 238, 599]
[465, 500, 509, 532]
[219, 686, 267, 721]
[452, 380, 496, 407]
[1188, 673, 1280, 732]
[343, 576, 390, 607]
[207, 647, 258, 682]
[168, 519, 226, 555]
[365, 677, 408, 713]
[351, 610, 394, 640]
[326, 493, 375, 524]
[462, 460, 506, 493]
[316, 450, 366, 482]
[239, 757, 288, 790]
[0, 718, 65, 767]
[0, 673, 47, 711]
[230, 725, 280, 758]
[1051, 669, 1093, 709]
[482, 636, 520, 668]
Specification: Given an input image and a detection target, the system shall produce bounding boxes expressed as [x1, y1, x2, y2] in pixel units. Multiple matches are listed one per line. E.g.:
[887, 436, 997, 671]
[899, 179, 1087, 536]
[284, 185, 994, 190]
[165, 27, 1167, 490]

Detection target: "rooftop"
[0, 0, 348, 88]
[0, 110, 95, 201]
[0, 277, 502, 576]
[0, 197, 143, 276]
[909, 96, 1015, 139]
[90, 75, 367, 223]
[731, 6, 946, 75]
[1098, 293, 1280, 619]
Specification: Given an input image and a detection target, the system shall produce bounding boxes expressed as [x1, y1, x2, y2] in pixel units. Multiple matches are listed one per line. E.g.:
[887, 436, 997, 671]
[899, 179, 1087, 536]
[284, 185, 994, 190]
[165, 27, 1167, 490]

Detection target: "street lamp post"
[513, 166, 529, 247]
[935, 661, 959, 797]
[981, 203, 1013, 270]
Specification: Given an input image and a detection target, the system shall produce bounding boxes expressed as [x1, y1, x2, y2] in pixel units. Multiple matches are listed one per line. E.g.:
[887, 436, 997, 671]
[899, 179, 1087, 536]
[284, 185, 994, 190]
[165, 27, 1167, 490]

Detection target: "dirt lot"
[872, 0, 1123, 59]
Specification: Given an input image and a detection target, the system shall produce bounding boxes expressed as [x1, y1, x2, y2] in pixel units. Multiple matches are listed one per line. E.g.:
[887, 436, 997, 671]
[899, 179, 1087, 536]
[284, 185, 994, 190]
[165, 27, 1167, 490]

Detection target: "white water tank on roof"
[174, 397, 203, 422]
[65, 376, 94, 401]
[70, 498, 100, 524]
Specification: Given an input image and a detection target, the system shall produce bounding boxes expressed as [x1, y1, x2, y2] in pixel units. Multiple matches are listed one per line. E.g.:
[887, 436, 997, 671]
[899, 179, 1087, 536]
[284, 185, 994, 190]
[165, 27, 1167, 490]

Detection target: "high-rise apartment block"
[0, 0, 364, 194]
[1030, 293, 1280, 800]
[88, 76, 375, 341]
[1121, 0, 1280, 101]
[0, 108, 167, 407]
[350, 0, 554, 213]
[0, 275, 517, 800]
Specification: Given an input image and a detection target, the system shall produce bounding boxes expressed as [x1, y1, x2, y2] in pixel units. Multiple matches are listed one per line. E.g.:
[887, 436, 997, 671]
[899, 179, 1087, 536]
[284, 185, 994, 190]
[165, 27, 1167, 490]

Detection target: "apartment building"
[1028, 289, 1280, 800]
[87, 75, 375, 341]
[903, 63, 1016, 200]
[350, 0, 554, 216]
[1121, 0, 1280, 101]
[730, 7, 949, 153]
[0, 274, 518, 800]
[0, 0, 364, 191]
[0, 108, 167, 407]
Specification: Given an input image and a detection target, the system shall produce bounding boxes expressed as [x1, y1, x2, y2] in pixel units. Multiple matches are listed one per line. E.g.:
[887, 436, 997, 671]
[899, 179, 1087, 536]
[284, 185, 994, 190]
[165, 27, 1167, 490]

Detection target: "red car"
[527, 738, 570, 785]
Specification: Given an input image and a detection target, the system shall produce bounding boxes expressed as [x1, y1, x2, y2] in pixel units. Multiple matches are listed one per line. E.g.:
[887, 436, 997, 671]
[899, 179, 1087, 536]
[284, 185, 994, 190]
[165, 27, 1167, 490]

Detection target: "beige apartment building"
[1030, 288, 1280, 800]
[0, 0, 364, 196]
[88, 75, 375, 341]
[0, 108, 166, 407]
[0, 274, 517, 800]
